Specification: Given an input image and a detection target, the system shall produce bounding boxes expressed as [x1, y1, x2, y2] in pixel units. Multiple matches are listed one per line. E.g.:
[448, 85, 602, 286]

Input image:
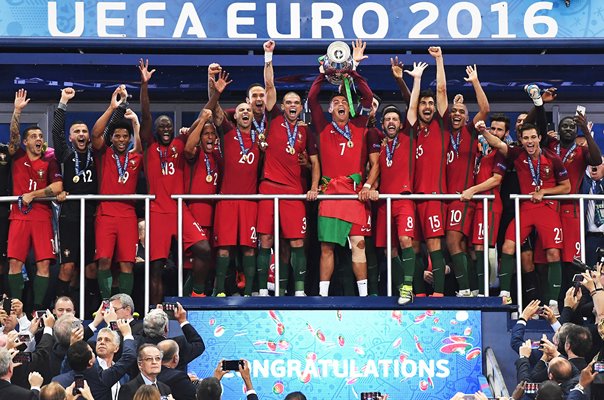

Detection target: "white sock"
[357, 279, 368, 296]
[294, 290, 306, 297]
[319, 281, 330, 297]
[500, 290, 510, 297]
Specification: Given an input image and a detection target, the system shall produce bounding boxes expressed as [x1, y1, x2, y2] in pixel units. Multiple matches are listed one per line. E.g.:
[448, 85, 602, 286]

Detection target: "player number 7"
[339, 142, 346, 156]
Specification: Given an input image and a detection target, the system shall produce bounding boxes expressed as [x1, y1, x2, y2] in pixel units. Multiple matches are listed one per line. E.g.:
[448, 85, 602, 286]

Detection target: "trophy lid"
[326, 41, 351, 64]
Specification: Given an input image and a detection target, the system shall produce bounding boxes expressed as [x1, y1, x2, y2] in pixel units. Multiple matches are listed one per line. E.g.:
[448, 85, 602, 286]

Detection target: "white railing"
[172, 194, 495, 298]
[510, 194, 602, 314]
[0, 194, 155, 319]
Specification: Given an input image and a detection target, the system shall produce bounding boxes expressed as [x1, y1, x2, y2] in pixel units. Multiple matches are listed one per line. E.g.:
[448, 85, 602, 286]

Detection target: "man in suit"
[84, 294, 142, 342]
[138, 304, 205, 371]
[197, 360, 257, 400]
[0, 347, 39, 399]
[118, 344, 171, 400]
[157, 340, 196, 400]
[52, 319, 136, 400]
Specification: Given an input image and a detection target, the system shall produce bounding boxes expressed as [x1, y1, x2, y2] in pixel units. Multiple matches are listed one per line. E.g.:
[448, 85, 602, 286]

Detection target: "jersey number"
[162, 162, 175, 176]
[553, 227, 562, 244]
[119, 171, 130, 184]
[28, 179, 37, 191]
[81, 169, 93, 183]
[239, 153, 255, 165]
[416, 144, 424, 159]
[428, 215, 441, 231]
[301, 217, 307, 234]
[339, 143, 346, 156]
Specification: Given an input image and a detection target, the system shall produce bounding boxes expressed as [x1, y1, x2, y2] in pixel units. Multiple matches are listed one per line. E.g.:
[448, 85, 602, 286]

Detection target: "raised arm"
[429, 46, 448, 117]
[465, 65, 490, 125]
[405, 62, 429, 127]
[263, 40, 277, 112]
[52, 88, 75, 164]
[9, 89, 30, 156]
[124, 109, 142, 154]
[205, 71, 232, 127]
[138, 58, 156, 148]
[390, 56, 411, 106]
[307, 72, 329, 133]
[92, 88, 122, 150]
[184, 109, 213, 161]
[576, 112, 602, 166]
[477, 120, 509, 157]
[348, 70, 373, 127]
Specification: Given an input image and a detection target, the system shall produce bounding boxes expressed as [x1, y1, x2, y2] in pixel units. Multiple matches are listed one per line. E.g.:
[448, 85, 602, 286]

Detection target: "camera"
[2, 298, 11, 313]
[73, 374, 84, 395]
[13, 352, 32, 364]
[162, 303, 177, 320]
[222, 360, 244, 371]
[109, 321, 119, 331]
[571, 258, 596, 273]
[597, 247, 604, 264]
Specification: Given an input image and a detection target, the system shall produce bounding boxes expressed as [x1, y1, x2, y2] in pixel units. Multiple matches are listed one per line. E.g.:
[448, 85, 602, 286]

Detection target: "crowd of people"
[0, 40, 602, 313]
[0, 292, 306, 399]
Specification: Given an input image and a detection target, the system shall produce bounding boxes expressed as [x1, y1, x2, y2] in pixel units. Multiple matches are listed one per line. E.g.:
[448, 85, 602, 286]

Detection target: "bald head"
[158, 339, 179, 368]
[548, 357, 573, 383]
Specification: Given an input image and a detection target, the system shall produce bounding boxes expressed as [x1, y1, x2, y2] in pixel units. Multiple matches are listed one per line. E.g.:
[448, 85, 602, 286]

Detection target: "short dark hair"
[372, 93, 382, 105]
[490, 113, 510, 132]
[285, 392, 307, 400]
[565, 324, 592, 358]
[381, 105, 401, 122]
[247, 83, 264, 98]
[67, 340, 92, 372]
[519, 122, 539, 136]
[418, 89, 435, 102]
[69, 121, 88, 130]
[110, 120, 133, 137]
[23, 125, 42, 140]
[330, 92, 347, 102]
[196, 377, 222, 400]
[536, 380, 564, 400]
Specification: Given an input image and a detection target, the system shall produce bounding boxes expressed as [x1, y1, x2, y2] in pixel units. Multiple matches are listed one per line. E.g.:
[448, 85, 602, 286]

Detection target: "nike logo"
[299, 271, 305, 275]
[24, 162, 30, 167]
[553, 284, 561, 288]
[402, 258, 413, 262]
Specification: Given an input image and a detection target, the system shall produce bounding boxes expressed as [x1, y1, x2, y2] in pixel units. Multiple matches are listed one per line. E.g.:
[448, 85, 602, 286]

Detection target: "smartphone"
[162, 303, 177, 320]
[360, 393, 382, 400]
[2, 298, 11, 312]
[73, 374, 84, 395]
[18, 334, 31, 343]
[13, 352, 32, 364]
[35, 310, 46, 327]
[576, 105, 586, 116]
[594, 362, 604, 373]
[109, 321, 119, 331]
[72, 320, 83, 331]
[536, 306, 545, 315]
[102, 299, 110, 312]
[525, 382, 540, 394]
[530, 340, 542, 350]
[546, 122, 555, 132]
[222, 360, 244, 371]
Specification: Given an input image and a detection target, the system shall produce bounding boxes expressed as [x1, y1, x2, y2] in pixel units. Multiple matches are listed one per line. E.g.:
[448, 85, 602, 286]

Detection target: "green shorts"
[318, 216, 352, 246]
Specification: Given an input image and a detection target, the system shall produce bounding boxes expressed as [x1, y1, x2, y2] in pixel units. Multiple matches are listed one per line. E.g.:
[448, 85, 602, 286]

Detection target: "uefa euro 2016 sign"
[0, 1, 599, 46]
[187, 309, 482, 399]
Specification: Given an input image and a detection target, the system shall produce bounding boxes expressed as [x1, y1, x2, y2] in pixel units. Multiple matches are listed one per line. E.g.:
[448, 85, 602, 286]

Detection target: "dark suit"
[118, 374, 171, 400]
[137, 323, 205, 371]
[0, 379, 38, 399]
[52, 337, 136, 400]
[11, 332, 55, 388]
[158, 366, 196, 400]
[84, 319, 143, 362]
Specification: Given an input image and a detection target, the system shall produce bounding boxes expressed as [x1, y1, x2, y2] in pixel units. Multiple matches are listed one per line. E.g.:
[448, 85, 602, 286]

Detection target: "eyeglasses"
[142, 356, 162, 363]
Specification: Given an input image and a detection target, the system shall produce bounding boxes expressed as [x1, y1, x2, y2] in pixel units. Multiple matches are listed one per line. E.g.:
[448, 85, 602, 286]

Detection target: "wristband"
[363, 183, 371, 190]
[517, 317, 527, 323]
[264, 52, 273, 63]
[353, 60, 359, 71]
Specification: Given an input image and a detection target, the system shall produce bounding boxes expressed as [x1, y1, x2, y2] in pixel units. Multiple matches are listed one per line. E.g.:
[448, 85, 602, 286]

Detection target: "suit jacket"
[53, 337, 136, 400]
[84, 319, 143, 362]
[117, 374, 171, 400]
[0, 379, 38, 400]
[11, 332, 55, 388]
[137, 323, 205, 371]
[510, 322, 542, 367]
[158, 366, 196, 400]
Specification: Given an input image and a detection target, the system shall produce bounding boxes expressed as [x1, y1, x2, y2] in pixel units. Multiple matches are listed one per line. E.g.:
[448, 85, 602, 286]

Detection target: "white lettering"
[48, 1, 84, 37]
[365, 360, 379, 377]
[137, 2, 165, 38]
[436, 360, 450, 378]
[408, 2, 439, 39]
[418, 359, 435, 377]
[524, 2, 558, 38]
[267, 3, 301, 38]
[227, 2, 257, 38]
[97, 2, 126, 38]
[271, 359, 285, 377]
[401, 360, 417, 378]
[332, 360, 348, 378]
[311, 3, 344, 38]
[352, 2, 388, 38]
[173, 2, 207, 38]
[447, 2, 481, 38]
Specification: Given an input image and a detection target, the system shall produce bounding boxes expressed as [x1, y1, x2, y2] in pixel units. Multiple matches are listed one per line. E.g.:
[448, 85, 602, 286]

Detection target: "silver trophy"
[321, 41, 354, 85]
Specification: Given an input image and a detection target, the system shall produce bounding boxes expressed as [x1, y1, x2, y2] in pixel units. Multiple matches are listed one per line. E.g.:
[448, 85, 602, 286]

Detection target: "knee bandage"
[349, 236, 367, 263]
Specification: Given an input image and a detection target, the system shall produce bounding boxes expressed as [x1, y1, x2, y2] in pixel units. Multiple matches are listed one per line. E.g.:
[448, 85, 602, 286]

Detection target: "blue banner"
[0, 1, 599, 46]
[187, 309, 482, 399]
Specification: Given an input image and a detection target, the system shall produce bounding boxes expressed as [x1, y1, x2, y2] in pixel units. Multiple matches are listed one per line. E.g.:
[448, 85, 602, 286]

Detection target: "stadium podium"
[169, 296, 515, 399]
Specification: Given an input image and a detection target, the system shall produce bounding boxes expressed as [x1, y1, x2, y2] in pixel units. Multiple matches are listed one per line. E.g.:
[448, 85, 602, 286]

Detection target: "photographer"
[196, 360, 257, 400]
[581, 158, 604, 267]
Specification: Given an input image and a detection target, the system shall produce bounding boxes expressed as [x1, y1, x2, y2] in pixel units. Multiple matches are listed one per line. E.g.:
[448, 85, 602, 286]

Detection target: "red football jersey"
[262, 114, 317, 192]
[144, 135, 187, 214]
[446, 123, 478, 193]
[319, 119, 368, 179]
[378, 124, 415, 194]
[414, 111, 450, 194]
[474, 150, 507, 212]
[10, 149, 62, 221]
[219, 119, 259, 194]
[96, 145, 142, 218]
[547, 139, 589, 195]
[506, 147, 568, 210]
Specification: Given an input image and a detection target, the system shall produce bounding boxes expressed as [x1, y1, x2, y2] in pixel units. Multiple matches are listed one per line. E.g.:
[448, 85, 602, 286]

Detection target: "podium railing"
[0, 194, 155, 319]
[172, 194, 495, 298]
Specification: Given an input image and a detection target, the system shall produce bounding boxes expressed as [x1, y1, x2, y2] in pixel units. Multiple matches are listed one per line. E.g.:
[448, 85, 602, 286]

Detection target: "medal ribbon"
[385, 135, 398, 164]
[331, 121, 352, 142]
[527, 151, 541, 189]
[556, 142, 577, 164]
[113, 147, 129, 181]
[17, 195, 32, 214]
[204, 153, 213, 177]
[252, 113, 266, 136]
[74, 148, 92, 178]
[236, 128, 256, 155]
[285, 119, 298, 150]
[157, 146, 168, 172]
[450, 130, 461, 158]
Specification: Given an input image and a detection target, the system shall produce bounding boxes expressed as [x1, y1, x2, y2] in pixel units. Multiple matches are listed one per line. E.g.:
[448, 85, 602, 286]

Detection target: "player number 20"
[239, 153, 255, 164]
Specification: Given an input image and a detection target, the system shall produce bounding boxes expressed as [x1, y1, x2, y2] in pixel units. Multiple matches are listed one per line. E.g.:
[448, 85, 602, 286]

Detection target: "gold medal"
[72, 175, 80, 184]
[286, 145, 295, 155]
[347, 140, 354, 148]
[206, 174, 213, 183]
[258, 133, 266, 142]
[386, 160, 393, 168]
